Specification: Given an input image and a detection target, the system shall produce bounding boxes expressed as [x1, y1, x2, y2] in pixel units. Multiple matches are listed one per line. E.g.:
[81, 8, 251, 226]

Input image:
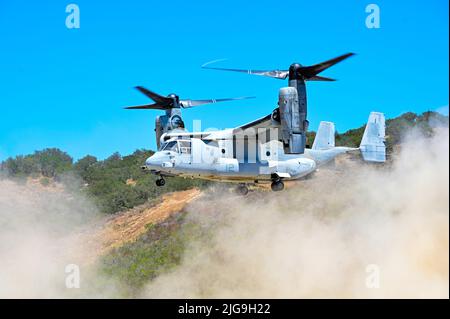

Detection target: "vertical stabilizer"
[312, 121, 335, 150]
[360, 112, 386, 162]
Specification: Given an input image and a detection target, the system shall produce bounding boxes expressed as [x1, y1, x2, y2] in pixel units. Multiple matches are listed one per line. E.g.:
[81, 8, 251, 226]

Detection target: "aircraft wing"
[162, 131, 213, 141]
[232, 113, 277, 135]
[163, 113, 279, 141]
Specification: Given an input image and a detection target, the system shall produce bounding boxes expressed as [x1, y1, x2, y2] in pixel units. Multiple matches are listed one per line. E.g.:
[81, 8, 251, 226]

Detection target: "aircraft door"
[178, 140, 192, 165]
[218, 140, 232, 158]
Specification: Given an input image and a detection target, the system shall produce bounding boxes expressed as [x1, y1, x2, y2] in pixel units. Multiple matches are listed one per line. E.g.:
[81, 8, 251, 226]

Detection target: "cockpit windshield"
[162, 141, 178, 152]
[161, 140, 191, 154]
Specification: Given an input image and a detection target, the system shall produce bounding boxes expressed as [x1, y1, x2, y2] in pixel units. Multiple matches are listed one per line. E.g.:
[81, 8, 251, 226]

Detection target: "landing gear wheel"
[271, 180, 284, 192]
[156, 178, 165, 187]
[235, 184, 249, 196]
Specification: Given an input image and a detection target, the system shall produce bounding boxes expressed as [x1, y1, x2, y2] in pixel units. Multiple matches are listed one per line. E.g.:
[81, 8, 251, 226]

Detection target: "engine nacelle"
[155, 109, 186, 150]
[155, 116, 164, 150]
[278, 87, 306, 154]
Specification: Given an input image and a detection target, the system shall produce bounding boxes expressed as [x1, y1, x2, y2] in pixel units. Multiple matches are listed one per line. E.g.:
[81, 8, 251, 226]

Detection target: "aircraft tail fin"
[359, 112, 386, 162]
[312, 121, 335, 150]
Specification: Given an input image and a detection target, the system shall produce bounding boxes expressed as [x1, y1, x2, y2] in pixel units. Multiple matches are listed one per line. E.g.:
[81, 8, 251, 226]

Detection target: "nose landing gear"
[155, 177, 166, 187]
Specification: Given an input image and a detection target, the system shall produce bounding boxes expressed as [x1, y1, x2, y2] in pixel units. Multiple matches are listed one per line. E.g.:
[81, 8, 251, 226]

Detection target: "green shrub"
[100, 212, 205, 293]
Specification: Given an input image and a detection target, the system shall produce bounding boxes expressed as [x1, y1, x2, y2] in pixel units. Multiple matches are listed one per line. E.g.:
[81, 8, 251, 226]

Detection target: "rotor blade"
[179, 96, 256, 108]
[124, 103, 170, 110]
[299, 53, 355, 78]
[135, 86, 172, 104]
[307, 75, 336, 81]
[202, 65, 288, 79]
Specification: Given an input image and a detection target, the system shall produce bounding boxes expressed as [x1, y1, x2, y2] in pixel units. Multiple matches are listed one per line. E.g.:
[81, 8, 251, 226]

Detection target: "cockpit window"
[179, 140, 191, 154]
[162, 141, 178, 152]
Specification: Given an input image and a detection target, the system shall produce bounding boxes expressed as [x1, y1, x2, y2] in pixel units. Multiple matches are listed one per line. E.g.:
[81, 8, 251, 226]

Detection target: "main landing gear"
[235, 184, 249, 196]
[155, 177, 166, 187]
[271, 180, 284, 192]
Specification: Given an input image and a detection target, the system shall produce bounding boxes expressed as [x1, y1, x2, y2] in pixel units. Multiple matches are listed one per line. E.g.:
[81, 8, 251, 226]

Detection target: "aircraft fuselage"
[144, 137, 354, 184]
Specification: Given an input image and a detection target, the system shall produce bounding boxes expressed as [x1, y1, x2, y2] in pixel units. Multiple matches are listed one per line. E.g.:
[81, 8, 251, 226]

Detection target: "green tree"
[74, 155, 98, 180]
[34, 148, 73, 177]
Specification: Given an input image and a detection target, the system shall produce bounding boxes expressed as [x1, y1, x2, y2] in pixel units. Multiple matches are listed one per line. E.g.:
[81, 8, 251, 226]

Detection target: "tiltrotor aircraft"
[125, 53, 386, 194]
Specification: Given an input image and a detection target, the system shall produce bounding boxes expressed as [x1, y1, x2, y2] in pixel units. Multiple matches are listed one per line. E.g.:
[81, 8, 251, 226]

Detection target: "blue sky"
[0, 0, 448, 161]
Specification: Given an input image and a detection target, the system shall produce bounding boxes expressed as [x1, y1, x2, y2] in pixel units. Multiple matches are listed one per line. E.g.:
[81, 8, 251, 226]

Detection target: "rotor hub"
[288, 63, 304, 80]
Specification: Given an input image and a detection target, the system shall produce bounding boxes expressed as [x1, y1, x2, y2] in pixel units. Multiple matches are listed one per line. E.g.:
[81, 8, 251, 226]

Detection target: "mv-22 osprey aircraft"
[125, 53, 386, 194]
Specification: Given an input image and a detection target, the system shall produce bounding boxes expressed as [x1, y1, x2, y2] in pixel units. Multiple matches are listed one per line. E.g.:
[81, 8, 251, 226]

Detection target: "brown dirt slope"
[85, 188, 201, 258]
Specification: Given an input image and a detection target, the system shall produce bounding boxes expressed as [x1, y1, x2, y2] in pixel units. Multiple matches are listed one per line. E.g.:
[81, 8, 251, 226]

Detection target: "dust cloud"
[144, 128, 449, 298]
[0, 177, 116, 298]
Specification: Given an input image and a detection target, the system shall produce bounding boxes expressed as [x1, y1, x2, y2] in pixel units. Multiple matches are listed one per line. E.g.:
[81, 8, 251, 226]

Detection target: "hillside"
[86, 188, 201, 258]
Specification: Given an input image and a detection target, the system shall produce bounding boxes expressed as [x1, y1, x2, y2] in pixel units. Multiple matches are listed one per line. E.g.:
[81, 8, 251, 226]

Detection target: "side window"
[179, 141, 191, 154]
[205, 140, 219, 148]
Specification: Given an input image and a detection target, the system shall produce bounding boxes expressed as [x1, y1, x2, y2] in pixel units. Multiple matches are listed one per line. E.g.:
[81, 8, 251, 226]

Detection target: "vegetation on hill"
[100, 211, 207, 296]
[0, 148, 207, 214]
[1, 148, 72, 178]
